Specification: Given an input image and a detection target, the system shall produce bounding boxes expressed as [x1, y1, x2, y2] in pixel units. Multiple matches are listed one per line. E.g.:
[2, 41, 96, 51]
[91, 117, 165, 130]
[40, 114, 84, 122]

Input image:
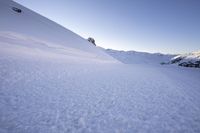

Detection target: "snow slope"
[104, 48, 175, 65]
[0, 0, 116, 62]
[1, 0, 200, 133]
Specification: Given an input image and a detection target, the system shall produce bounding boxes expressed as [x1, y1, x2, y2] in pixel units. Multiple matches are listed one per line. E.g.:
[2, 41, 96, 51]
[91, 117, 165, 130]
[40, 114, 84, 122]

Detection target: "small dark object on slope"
[12, 7, 22, 13]
[87, 37, 96, 46]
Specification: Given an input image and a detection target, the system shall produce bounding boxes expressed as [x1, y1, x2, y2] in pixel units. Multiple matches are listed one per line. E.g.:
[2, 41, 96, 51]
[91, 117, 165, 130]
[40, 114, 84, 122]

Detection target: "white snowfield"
[104, 48, 175, 65]
[0, 0, 115, 63]
[0, 0, 200, 133]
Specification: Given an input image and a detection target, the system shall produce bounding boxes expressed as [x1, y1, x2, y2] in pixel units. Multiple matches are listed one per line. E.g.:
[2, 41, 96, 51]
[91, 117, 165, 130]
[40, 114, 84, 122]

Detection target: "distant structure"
[87, 37, 96, 46]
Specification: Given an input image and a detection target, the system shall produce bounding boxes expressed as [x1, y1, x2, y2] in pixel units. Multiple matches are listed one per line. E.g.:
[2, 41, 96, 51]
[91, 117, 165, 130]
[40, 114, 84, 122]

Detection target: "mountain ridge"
[101, 47, 175, 65]
[0, 0, 117, 62]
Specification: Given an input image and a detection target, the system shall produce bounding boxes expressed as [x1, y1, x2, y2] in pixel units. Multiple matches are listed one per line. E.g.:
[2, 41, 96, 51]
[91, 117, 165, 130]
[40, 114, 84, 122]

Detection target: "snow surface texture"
[1, 0, 200, 133]
[104, 48, 174, 65]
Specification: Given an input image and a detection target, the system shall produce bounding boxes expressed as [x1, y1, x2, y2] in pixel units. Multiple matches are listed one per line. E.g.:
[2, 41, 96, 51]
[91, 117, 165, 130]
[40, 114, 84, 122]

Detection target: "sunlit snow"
[0, 0, 200, 133]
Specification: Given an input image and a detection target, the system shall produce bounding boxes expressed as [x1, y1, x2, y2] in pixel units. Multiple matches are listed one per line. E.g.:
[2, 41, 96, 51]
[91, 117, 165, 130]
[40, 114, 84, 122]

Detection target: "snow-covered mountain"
[1, 0, 200, 133]
[0, 0, 117, 63]
[103, 48, 175, 65]
[170, 51, 200, 68]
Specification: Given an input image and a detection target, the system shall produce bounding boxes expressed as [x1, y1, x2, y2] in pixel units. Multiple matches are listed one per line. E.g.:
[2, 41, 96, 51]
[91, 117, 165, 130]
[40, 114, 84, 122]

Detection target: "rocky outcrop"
[87, 37, 96, 46]
[12, 7, 22, 13]
[170, 51, 200, 68]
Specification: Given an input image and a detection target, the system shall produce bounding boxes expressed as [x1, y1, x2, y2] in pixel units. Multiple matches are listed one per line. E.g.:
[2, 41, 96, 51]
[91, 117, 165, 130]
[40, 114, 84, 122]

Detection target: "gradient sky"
[14, 0, 200, 54]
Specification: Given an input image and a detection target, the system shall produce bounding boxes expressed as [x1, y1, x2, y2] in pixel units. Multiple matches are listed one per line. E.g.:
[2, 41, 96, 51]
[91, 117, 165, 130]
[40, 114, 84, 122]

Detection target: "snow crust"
[0, 0, 200, 132]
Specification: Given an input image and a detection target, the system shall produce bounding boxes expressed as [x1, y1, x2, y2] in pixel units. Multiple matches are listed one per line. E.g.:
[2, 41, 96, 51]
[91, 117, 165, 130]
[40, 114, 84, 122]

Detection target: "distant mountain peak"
[170, 50, 200, 68]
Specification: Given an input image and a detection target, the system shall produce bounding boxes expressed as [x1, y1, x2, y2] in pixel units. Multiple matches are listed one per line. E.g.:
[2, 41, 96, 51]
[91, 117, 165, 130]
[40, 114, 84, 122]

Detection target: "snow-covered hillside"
[0, 0, 116, 63]
[170, 51, 200, 68]
[104, 48, 175, 65]
[1, 0, 200, 133]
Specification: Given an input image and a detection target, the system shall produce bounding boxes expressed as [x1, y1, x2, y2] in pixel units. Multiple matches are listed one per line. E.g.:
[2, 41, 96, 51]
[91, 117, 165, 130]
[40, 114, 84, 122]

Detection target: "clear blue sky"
[14, 0, 200, 54]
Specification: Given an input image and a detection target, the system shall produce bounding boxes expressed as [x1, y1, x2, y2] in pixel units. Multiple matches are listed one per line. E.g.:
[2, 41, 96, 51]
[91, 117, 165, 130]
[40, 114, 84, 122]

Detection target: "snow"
[1, 53, 200, 133]
[169, 51, 200, 68]
[1, 0, 200, 133]
[0, 0, 116, 62]
[104, 48, 175, 65]
[171, 51, 200, 64]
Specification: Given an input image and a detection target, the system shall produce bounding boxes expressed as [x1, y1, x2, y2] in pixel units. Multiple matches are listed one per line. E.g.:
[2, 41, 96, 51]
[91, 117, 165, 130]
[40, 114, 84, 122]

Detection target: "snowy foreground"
[1, 34, 200, 133]
[1, 0, 200, 132]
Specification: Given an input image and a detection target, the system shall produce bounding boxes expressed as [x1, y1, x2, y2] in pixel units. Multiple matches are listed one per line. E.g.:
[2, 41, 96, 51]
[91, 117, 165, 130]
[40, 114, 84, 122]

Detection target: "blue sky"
[14, 0, 200, 54]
